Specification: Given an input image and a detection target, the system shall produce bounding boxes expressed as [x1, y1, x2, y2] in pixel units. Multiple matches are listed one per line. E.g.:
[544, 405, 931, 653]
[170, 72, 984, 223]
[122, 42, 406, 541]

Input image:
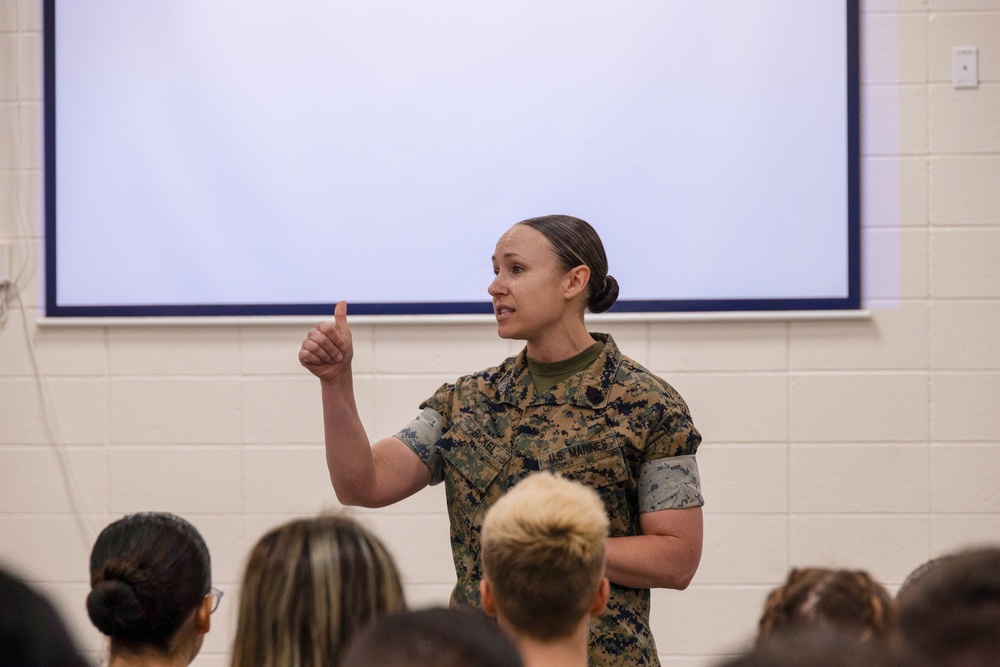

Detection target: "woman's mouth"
[495, 305, 514, 321]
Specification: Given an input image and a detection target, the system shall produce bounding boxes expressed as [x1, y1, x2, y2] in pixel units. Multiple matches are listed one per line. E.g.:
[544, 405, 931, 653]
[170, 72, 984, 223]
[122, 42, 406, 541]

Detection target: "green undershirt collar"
[527, 341, 605, 395]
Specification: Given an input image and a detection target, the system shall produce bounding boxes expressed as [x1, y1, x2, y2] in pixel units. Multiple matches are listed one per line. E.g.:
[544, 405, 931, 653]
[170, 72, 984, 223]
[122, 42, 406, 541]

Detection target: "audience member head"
[718, 629, 902, 667]
[342, 606, 523, 667]
[230, 513, 405, 667]
[479, 472, 610, 642]
[895, 555, 947, 600]
[86, 512, 216, 664]
[1, 566, 90, 667]
[757, 567, 895, 642]
[894, 545, 1000, 667]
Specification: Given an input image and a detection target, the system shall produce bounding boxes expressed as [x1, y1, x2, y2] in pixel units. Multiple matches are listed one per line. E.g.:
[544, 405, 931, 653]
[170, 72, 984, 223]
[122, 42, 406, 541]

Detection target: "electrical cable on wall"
[1, 6, 96, 545]
[0, 279, 11, 324]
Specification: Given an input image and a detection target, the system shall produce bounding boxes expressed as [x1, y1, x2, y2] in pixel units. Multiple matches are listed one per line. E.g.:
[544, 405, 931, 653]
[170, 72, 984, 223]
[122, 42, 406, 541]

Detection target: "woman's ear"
[195, 595, 213, 634]
[563, 265, 591, 301]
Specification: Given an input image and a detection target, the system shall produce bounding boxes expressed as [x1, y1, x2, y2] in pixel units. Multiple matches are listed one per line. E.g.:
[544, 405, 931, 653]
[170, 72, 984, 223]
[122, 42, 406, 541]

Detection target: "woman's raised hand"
[299, 300, 354, 383]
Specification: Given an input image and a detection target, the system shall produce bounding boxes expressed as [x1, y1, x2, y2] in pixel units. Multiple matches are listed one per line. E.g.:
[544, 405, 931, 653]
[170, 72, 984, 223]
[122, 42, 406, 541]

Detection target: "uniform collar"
[494, 333, 621, 409]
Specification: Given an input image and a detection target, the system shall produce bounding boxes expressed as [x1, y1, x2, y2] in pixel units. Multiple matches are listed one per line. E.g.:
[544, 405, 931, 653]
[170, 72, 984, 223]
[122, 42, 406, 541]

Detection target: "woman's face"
[488, 224, 576, 342]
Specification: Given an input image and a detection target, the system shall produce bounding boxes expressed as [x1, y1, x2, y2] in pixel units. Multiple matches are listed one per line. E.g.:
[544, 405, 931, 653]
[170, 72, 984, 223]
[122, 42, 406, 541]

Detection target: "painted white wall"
[1, 1, 999, 666]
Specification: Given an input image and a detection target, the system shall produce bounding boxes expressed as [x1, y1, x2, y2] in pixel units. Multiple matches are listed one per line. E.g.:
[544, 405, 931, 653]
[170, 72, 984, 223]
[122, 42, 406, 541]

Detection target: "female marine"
[299, 215, 703, 666]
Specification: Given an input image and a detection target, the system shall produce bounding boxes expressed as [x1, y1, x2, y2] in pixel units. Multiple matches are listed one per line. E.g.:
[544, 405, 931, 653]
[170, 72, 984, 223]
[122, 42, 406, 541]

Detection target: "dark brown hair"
[518, 214, 619, 313]
[721, 630, 902, 667]
[895, 546, 1000, 666]
[342, 606, 523, 667]
[87, 512, 211, 653]
[758, 568, 895, 641]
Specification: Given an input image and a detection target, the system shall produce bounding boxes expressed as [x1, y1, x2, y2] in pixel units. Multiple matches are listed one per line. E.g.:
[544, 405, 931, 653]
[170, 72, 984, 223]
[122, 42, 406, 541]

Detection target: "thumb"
[334, 300, 348, 326]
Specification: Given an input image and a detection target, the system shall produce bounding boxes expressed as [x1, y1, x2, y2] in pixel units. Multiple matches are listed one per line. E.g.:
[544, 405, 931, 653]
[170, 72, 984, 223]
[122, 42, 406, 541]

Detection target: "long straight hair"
[231, 514, 405, 667]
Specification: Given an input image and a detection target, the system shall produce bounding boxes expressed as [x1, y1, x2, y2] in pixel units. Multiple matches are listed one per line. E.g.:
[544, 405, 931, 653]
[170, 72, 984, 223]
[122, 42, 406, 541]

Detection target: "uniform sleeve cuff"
[638, 455, 704, 512]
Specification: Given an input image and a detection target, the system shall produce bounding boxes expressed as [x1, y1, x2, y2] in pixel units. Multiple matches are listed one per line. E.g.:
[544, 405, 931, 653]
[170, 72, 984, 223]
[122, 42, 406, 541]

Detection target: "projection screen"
[44, 0, 860, 317]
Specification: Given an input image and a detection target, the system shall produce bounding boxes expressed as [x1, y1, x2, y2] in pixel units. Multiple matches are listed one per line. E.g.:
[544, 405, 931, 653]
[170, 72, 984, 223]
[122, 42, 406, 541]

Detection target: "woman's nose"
[488, 275, 505, 296]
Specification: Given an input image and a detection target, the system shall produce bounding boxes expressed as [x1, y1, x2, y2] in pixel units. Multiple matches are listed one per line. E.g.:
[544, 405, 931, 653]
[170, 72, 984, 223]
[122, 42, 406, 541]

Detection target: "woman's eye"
[492, 268, 499, 276]
[511, 266, 523, 274]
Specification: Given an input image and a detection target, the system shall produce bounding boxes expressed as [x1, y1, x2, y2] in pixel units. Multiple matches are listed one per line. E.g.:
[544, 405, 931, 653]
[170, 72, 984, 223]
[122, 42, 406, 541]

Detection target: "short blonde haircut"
[481, 472, 609, 640]
[231, 514, 405, 667]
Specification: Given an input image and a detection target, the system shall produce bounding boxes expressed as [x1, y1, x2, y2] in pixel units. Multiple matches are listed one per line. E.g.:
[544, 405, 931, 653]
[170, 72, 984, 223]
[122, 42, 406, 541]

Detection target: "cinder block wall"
[2, 2, 999, 665]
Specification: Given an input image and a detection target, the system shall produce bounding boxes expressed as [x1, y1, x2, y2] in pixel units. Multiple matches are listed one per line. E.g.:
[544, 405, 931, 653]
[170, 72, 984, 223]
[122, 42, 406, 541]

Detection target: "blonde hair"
[231, 514, 405, 667]
[758, 568, 895, 641]
[481, 472, 609, 640]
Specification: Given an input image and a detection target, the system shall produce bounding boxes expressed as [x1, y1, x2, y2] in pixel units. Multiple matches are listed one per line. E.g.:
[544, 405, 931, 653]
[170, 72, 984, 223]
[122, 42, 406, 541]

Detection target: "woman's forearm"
[604, 507, 704, 590]
[604, 535, 700, 590]
[319, 372, 380, 506]
[319, 373, 432, 508]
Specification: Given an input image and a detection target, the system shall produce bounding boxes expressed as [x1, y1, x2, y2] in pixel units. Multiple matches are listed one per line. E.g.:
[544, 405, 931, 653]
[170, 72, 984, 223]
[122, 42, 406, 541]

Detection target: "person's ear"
[590, 578, 610, 617]
[563, 265, 590, 301]
[480, 579, 498, 618]
[195, 595, 213, 634]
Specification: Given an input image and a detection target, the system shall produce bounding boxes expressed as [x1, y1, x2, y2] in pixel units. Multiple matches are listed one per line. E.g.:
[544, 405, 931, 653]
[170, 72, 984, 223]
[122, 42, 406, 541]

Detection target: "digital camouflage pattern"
[396, 334, 702, 667]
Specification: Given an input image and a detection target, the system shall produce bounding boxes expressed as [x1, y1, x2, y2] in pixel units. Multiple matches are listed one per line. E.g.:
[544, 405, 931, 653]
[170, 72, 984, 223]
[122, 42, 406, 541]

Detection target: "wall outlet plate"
[953, 46, 979, 89]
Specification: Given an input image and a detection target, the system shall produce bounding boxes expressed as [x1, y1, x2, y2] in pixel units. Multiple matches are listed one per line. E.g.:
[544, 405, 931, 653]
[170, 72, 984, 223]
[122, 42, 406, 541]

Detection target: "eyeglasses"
[207, 587, 224, 614]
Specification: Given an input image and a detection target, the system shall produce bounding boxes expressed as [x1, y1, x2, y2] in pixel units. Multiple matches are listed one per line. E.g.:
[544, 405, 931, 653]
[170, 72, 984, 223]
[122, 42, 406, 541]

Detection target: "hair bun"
[86, 579, 145, 639]
[588, 275, 619, 314]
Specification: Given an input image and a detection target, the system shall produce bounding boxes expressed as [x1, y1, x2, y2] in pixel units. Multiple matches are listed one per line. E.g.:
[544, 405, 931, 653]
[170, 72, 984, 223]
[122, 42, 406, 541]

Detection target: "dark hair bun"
[86, 579, 146, 639]
[588, 274, 619, 313]
[86, 513, 211, 650]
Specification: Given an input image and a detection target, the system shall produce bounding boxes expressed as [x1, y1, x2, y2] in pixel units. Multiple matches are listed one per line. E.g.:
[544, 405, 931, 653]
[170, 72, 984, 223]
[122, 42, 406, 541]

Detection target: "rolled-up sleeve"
[394, 407, 446, 485]
[637, 454, 703, 512]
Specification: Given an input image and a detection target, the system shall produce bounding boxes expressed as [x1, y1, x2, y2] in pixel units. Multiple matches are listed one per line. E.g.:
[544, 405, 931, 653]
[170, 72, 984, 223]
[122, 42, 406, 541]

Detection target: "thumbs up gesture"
[299, 300, 354, 383]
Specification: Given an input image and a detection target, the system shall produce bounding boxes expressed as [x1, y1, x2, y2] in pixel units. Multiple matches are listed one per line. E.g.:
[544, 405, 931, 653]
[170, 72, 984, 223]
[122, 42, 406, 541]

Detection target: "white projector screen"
[44, 0, 860, 317]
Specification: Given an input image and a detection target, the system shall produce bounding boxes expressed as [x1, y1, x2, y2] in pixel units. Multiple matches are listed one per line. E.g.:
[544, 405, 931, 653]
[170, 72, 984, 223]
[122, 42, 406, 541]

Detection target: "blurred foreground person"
[230, 513, 405, 667]
[718, 630, 903, 667]
[87, 512, 218, 667]
[1, 566, 90, 667]
[479, 472, 610, 667]
[895, 545, 1000, 667]
[342, 606, 523, 667]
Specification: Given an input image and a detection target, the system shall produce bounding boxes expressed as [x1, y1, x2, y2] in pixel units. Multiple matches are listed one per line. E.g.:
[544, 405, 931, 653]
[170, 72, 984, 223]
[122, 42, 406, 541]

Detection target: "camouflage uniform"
[395, 334, 703, 667]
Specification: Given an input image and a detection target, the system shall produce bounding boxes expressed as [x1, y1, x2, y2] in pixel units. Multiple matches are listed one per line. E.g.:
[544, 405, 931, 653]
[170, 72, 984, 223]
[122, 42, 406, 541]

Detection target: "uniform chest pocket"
[439, 417, 511, 492]
[538, 436, 630, 489]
